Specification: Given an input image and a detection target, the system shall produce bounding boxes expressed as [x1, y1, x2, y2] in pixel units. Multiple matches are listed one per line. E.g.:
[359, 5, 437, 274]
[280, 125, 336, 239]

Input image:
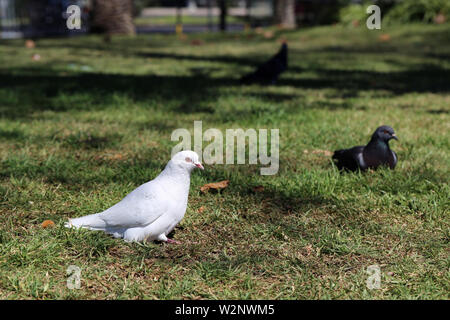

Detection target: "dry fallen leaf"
[178, 33, 188, 41]
[252, 185, 265, 193]
[25, 40, 35, 48]
[378, 34, 391, 42]
[110, 153, 125, 161]
[263, 31, 274, 39]
[304, 149, 333, 156]
[311, 149, 333, 157]
[305, 244, 314, 256]
[254, 27, 263, 34]
[198, 206, 205, 214]
[200, 180, 229, 193]
[41, 220, 55, 228]
[190, 39, 204, 46]
[94, 153, 126, 162]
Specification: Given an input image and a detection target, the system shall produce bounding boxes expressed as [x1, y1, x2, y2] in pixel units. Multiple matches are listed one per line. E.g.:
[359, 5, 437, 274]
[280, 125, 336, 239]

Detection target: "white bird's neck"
[156, 160, 191, 189]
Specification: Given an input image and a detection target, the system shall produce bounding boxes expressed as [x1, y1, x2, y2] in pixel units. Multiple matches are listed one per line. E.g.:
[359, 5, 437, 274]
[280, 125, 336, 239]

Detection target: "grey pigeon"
[65, 150, 204, 243]
[332, 126, 398, 171]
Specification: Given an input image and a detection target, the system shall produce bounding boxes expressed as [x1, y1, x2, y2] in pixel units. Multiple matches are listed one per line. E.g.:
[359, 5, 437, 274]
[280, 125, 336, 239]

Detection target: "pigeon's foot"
[166, 238, 181, 244]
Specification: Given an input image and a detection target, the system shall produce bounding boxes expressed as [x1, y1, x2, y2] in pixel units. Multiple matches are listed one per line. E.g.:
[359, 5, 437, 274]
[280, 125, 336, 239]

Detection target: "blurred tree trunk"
[90, 0, 135, 35]
[219, 0, 227, 31]
[246, 0, 252, 24]
[207, 0, 213, 31]
[275, 0, 296, 29]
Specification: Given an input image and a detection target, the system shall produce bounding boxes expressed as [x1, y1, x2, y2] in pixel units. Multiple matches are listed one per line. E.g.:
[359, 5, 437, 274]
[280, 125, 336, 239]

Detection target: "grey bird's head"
[372, 125, 398, 142]
[170, 150, 204, 172]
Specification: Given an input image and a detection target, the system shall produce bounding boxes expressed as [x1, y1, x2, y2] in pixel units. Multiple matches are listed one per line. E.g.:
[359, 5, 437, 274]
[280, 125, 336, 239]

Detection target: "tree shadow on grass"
[0, 71, 238, 120]
[137, 52, 450, 95]
[0, 53, 448, 122]
[0, 69, 305, 121]
[0, 128, 24, 140]
[278, 64, 450, 95]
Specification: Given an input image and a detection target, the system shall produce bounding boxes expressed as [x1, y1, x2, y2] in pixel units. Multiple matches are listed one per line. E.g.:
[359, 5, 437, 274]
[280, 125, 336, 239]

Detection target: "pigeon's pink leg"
[166, 239, 181, 244]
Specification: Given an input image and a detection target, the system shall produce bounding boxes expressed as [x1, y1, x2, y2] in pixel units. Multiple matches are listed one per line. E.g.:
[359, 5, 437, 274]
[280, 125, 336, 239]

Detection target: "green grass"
[0, 23, 449, 299]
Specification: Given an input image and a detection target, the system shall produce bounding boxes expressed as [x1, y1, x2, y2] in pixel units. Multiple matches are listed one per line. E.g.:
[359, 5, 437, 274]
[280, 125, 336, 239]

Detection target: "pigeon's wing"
[390, 150, 398, 169]
[256, 51, 286, 78]
[333, 146, 365, 171]
[269, 44, 287, 74]
[97, 181, 169, 229]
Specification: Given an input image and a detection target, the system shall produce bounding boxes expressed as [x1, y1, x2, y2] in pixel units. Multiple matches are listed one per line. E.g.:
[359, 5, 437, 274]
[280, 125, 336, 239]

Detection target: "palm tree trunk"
[219, 0, 227, 31]
[275, 0, 296, 29]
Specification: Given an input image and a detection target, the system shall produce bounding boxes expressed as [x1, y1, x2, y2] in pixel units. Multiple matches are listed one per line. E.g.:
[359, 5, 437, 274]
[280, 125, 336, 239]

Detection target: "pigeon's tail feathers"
[65, 213, 107, 230]
[332, 149, 347, 161]
[332, 149, 343, 159]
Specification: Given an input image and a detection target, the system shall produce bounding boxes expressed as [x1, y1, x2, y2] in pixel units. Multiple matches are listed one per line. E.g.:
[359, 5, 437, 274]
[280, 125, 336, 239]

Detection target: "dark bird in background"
[332, 126, 398, 172]
[240, 42, 288, 84]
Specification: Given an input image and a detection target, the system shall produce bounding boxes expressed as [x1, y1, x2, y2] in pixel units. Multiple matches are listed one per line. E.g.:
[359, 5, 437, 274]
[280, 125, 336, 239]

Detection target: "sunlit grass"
[0, 23, 448, 299]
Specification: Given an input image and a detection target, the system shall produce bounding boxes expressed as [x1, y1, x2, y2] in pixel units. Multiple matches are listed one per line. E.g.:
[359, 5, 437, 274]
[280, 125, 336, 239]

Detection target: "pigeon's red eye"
[185, 157, 192, 163]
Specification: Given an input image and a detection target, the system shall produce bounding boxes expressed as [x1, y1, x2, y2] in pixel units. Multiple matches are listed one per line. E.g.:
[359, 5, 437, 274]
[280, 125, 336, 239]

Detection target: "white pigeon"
[65, 150, 204, 243]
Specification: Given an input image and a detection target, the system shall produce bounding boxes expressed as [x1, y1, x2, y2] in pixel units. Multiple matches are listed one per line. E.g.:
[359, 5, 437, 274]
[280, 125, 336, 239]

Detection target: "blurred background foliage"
[339, 0, 449, 27]
[0, 0, 448, 39]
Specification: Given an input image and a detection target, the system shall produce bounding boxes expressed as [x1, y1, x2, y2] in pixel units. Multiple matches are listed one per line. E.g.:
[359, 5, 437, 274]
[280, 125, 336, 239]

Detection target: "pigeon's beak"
[391, 133, 398, 141]
[195, 162, 204, 170]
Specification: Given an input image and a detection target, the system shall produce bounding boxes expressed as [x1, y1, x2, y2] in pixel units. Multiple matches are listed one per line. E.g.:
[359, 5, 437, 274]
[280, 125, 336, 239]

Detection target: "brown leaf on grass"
[94, 152, 126, 162]
[304, 149, 333, 156]
[311, 149, 333, 157]
[378, 34, 391, 42]
[263, 31, 274, 39]
[25, 40, 35, 48]
[200, 180, 229, 193]
[178, 33, 188, 41]
[190, 39, 204, 46]
[41, 220, 55, 228]
[305, 244, 314, 256]
[110, 153, 125, 161]
[198, 206, 205, 214]
[252, 185, 265, 193]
